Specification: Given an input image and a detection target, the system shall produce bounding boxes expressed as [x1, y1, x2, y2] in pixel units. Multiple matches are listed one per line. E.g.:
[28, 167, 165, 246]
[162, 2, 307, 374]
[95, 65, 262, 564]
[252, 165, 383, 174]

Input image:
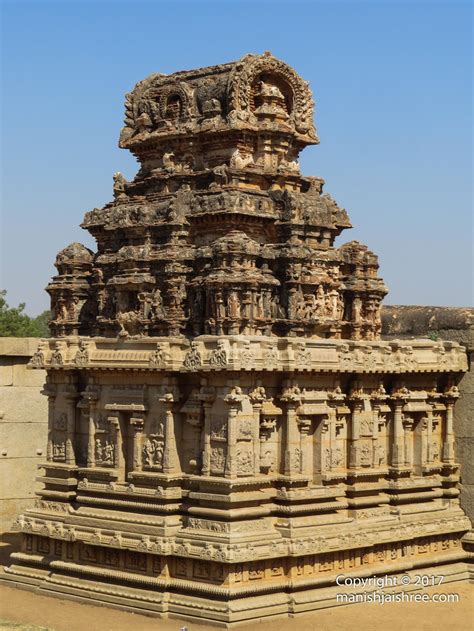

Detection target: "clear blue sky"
[1, 0, 472, 315]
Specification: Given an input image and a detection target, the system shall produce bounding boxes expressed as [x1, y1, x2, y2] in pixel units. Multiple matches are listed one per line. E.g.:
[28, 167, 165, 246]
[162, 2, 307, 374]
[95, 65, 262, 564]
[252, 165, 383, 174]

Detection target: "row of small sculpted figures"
[47, 435, 442, 473]
[49, 288, 381, 328]
[82, 184, 343, 231]
[29, 338, 467, 373]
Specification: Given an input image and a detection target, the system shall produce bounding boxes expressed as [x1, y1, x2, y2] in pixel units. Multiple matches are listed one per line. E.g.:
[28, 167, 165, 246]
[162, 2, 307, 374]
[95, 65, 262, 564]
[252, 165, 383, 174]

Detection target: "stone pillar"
[130, 416, 144, 472]
[443, 401, 455, 463]
[224, 390, 241, 478]
[64, 387, 77, 466]
[421, 412, 432, 465]
[43, 383, 56, 462]
[259, 416, 276, 472]
[182, 390, 204, 474]
[425, 411, 433, 463]
[403, 416, 414, 467]
[391, 401, 405, 467]
[297, 417, 312, 476]
[162, 397, 179, 474]
[281, 386, 301, 476]
[349, 404, 361, 469]
[83, 386, 100, 469]
[251, 401, 262, 476]
[86, 407, 96, 468]
[201, 402, 212, 476]
[108, 416, 121, 471]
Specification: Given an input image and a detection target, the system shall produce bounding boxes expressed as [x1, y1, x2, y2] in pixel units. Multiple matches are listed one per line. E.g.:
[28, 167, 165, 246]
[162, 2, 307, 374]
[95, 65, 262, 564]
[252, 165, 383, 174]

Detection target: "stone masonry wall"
[0, 306, 474, 531]
[0, 306, 472, 535]
[382, 306, 474, 525]
[0, 338, 47, 530]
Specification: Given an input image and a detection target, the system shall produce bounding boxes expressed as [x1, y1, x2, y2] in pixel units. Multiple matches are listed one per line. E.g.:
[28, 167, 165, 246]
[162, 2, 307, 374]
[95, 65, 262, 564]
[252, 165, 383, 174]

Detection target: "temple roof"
[119, 52, 318, 150]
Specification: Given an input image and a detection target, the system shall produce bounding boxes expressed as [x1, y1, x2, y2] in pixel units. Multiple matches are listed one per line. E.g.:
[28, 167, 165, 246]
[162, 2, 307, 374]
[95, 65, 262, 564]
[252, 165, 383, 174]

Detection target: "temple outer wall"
[0, 338, 47, 531]
[382, 306, 474, 526]
[0, 306, 472, 531]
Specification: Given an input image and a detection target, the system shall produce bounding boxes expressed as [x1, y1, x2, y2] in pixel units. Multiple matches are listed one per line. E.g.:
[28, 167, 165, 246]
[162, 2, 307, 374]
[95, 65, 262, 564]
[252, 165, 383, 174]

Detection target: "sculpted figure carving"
[50, 343, 64, 367]
[263, 342, 279, 367]
[295, 341, 311, 365]
[149, 343, 169, 368]
[113, 172, 127, 199]
[55, 296, 68, 323]
[214, 291, 226, 320]
[143, 438, 164, 467]
[184, 341, 202, 370]
[230, 148, 252, 169]
[240, 341, 254, 367]
[352, 296, 362, 324]
[209, 339, 228, 368]
[30, 341, 47, 368]
[151, 289, 165, 319]
[227, 291, 241, 318]
[163, 152, 176, 172]
[74, 339, 89, 366]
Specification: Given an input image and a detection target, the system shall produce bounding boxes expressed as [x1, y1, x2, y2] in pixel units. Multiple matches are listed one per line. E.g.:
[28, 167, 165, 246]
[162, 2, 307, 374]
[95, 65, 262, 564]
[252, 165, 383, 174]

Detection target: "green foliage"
[0, 290, 50, 337]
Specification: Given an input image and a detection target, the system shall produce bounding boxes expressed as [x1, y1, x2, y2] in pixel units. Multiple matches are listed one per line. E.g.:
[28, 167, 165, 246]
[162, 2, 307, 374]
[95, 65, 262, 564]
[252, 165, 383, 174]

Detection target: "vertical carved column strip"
[84, 386, 99, 469]
[349, 403, 361, 469]
[201, 402, 212, 476]
[225, 402, 238, 478]
[108, 416, 121, 471]
[424, 411, 433, 464]
[251, 401, 262, 476]
[86, 405, 96, 468]
[131, 416, 144, 472]
[281, 385, 302, 476]
[43, 381, 56, 462]
[64, 386, 77, 466]
[443, 401, 455, 463]
[162, 400, 179, 475]
[391, 401, 405, 467]
[298, 418, 312, 476]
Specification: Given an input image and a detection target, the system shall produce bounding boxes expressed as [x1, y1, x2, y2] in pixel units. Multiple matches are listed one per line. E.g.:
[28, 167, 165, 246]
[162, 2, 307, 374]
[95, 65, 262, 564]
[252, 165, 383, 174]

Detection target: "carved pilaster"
[297, 417, 312, 476]
[42, 382, 57, 462]
[130, 416, 145, 472]
[443, 401, 455, 463]
[281, 385, 302, 476]
[224, 387, 243, 478]
[391, 401, 405, 467]
[202, 402, 212, 476]
[160, 393, 179, 475]
[421, 412, 432, 465]
[107, 416, 121, 471]
[349, 403, 361, 469]
[78, 384, 99, 469]
[64, 385, 78, 466]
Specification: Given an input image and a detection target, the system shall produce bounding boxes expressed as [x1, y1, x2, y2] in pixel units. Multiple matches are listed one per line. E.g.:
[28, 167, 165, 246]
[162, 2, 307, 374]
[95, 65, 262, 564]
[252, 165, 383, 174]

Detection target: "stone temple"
[4, 53, 472, 626]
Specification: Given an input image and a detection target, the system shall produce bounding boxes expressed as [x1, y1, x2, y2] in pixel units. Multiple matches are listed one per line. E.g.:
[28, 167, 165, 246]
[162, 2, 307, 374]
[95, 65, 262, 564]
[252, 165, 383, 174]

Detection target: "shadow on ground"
[0, 533, 21, 567]
[0, 623, 51, 631]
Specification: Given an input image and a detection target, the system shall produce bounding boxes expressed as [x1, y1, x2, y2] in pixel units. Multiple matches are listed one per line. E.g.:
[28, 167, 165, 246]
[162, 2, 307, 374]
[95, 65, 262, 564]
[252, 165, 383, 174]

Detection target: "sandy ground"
[0, 581, 472, 631]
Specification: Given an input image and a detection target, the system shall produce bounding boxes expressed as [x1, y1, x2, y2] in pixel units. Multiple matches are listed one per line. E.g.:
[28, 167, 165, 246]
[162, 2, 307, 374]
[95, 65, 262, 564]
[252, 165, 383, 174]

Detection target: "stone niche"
[3, 53, 472, 627]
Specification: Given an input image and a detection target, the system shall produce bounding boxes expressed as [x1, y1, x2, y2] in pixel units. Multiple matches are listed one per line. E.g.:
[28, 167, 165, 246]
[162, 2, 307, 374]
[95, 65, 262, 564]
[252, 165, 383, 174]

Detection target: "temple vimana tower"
[5, 53, 472, 626]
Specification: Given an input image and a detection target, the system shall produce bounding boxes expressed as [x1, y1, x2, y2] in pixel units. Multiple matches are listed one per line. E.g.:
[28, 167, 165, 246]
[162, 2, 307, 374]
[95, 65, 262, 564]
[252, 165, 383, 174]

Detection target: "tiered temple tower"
[4, 53, 471, 626]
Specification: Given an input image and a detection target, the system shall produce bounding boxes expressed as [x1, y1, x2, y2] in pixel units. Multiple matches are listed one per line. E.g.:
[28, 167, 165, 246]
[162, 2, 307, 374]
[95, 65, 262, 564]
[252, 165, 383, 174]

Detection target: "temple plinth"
[4, 53, 471, 627]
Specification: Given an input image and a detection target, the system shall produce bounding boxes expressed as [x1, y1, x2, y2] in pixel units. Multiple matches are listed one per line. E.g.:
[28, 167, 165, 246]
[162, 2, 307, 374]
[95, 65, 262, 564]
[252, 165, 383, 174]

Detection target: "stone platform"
[3, 335, 472, 625]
